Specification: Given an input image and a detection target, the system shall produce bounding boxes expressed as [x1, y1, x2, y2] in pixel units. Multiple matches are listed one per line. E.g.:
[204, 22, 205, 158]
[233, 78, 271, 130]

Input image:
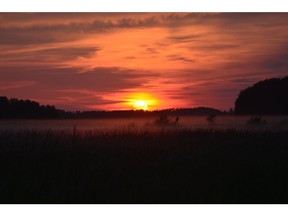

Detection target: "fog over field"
[1, 116, 288, 131]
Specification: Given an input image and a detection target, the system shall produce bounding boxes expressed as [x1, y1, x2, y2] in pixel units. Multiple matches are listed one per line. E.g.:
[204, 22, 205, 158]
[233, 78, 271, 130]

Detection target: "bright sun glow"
[125, 93, 158, 110]
[133, 100, 148, 110]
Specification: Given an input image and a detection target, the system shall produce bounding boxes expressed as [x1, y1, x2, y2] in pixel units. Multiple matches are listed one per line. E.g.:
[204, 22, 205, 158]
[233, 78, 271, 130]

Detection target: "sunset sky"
[1, 13, 288, 111]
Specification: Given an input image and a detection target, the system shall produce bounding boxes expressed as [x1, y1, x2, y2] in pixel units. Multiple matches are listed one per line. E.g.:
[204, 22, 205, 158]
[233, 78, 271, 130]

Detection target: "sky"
[0, 13, 288, 111]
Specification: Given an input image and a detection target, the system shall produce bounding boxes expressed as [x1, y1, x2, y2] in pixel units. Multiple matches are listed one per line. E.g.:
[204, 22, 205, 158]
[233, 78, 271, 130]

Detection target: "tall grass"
[0, 128, 288, 203]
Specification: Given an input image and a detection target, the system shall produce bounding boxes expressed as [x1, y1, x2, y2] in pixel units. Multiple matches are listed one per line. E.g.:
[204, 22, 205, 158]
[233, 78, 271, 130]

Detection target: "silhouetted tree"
[0, 96, 9, 118]
[0, 96, 60, 119]
[234, 77, 288, 115]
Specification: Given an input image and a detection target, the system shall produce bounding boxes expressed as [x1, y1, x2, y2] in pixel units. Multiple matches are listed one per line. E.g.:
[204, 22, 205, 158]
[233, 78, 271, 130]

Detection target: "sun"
[133, 100, 148, 110]
[125, 92, 158, 110]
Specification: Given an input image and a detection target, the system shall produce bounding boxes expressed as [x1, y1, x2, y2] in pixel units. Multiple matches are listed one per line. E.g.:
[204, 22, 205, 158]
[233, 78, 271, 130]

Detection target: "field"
[1, 121, 288, 203]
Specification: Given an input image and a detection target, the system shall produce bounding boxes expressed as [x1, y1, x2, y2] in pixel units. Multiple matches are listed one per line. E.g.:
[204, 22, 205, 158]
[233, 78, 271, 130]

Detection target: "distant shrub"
[206, 114, 216, 123]
[247, 116, 267, 125]
[154, 113, 179, 126]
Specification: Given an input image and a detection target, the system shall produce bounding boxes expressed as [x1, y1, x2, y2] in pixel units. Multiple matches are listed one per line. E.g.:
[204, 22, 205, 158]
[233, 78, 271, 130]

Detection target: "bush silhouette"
[246, 116, 267, 125]
[234, 77, 288, 115]
[154, 113, 179, 126]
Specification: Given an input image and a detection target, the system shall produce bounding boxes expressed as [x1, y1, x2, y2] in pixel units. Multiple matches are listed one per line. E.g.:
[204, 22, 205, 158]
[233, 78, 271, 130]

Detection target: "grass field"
[1, 127, 288, 203]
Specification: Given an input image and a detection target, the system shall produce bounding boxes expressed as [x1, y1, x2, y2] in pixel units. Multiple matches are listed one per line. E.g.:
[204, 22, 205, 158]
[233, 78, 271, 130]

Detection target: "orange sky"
[1, 13, 288, 111]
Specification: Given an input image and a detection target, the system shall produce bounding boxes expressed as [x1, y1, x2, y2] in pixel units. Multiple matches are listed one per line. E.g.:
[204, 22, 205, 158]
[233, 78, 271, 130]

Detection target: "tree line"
[0, 96, 61, 119]
[1, 75, 286, 119]
[234, 76, 288, 115]
[0, 96, 222, 119]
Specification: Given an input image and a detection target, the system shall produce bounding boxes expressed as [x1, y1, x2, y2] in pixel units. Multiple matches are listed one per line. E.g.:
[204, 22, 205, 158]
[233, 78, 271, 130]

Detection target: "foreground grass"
[0, 128, 288, 203]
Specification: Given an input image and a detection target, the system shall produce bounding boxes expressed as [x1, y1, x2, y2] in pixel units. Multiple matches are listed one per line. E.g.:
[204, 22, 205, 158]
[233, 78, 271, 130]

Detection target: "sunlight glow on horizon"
[133, 100, 148, 110]
[125, 93, 158, 110]
[1, 13, 288, 111]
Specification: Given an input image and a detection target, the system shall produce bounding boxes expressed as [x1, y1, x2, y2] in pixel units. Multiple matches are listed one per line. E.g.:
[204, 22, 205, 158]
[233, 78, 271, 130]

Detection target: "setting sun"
[125, 93, 158, 110]
[133, 100, 148, 110]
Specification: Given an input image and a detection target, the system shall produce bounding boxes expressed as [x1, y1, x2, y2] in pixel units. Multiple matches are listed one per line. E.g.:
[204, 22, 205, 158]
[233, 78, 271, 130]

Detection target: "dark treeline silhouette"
[0, 96, 222, 119]
[69, 107, 222, 119]
[0, 96, 61, 119]
[234, 76, 288, 115]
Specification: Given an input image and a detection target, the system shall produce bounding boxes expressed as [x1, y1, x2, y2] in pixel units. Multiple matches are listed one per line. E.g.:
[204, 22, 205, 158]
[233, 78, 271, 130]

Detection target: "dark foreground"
[0, 128, 288, 203]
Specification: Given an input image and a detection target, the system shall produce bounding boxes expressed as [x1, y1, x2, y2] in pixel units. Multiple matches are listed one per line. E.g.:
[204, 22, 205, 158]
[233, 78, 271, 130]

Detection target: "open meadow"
[1, 116, 288, 203]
